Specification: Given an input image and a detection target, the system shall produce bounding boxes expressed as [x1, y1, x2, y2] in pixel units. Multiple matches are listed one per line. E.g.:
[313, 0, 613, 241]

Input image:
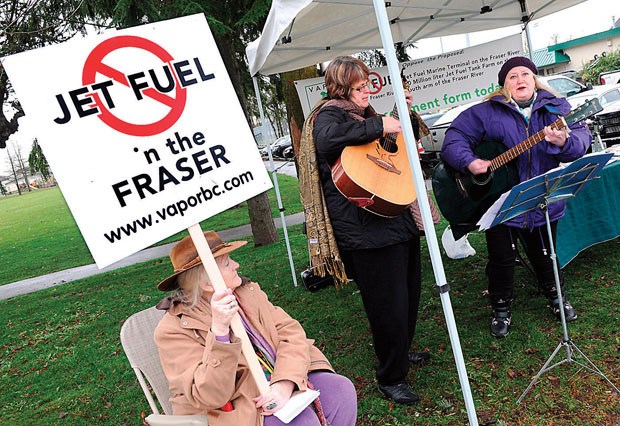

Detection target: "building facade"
[533, 25, 620, 76]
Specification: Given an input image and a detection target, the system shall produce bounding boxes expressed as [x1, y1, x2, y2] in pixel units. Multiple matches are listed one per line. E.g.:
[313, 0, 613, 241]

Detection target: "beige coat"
[154, 281, 334, 426]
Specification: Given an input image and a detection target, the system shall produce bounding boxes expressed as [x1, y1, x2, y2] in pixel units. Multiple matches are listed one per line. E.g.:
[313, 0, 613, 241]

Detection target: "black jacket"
[313, 105, 419, 250]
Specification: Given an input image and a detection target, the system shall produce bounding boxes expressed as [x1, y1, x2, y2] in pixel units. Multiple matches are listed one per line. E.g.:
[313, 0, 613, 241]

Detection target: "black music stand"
[480, 152, 620, 403]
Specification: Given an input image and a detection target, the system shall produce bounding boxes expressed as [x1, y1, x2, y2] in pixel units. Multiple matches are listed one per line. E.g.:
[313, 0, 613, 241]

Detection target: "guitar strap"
[543, 104, 563, 116]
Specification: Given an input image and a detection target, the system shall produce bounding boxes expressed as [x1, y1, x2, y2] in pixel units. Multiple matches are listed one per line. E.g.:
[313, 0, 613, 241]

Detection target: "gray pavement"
[0, 160, 302, 301]
[0, 212, 305, 301]
[1, 159, 428, 301]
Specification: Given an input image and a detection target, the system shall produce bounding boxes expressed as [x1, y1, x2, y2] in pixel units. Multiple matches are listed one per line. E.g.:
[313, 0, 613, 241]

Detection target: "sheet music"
[477, 191, 509, 231]
[477, 152, 613, 231]
[273, 389, 320, 423]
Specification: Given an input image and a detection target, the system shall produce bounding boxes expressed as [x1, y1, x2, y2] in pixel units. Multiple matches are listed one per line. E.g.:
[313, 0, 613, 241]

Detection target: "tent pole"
[252, 76, 298, 287]
[371, 1, 478, 424]
[519, 0, 534, 59]
[524, 24, 534, 59]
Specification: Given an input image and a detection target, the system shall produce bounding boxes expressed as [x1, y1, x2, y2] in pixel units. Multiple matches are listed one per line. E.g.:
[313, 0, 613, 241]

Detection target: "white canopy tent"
[246, 1, 587, 424]
[246, 0, 585, 76]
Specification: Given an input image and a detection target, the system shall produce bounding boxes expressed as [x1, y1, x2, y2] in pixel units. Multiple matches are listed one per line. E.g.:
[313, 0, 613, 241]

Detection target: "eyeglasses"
[351, 81, 372, 92]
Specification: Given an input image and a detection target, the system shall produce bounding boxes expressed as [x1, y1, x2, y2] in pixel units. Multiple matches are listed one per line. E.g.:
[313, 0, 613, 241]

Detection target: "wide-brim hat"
[157, 230, 247, 292]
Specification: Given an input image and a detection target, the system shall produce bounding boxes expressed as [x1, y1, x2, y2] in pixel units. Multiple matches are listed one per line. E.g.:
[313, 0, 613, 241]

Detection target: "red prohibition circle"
[368, 71, 383, 95]
[82, 35, 186, 137]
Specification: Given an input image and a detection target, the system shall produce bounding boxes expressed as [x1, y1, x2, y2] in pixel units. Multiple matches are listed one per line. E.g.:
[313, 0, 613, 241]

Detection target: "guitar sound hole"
[379, 138, 398, 153]
[472, 171, 493, 186]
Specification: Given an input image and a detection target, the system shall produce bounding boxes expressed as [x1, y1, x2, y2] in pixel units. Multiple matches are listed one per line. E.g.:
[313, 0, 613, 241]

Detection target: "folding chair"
[120, 306, 209, 426]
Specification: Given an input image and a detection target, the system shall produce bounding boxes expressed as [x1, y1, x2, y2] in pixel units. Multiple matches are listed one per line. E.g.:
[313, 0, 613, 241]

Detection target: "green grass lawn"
[0, 173, 302, 286]
[1, 181, 619, 425]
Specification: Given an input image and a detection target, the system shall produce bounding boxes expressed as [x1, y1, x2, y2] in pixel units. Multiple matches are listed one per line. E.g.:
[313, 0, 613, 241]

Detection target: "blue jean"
[263, 371, 357, 426]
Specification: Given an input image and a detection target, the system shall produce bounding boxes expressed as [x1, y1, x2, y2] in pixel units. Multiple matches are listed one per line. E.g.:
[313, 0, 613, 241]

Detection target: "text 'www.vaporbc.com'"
[103, 171, 255, 243]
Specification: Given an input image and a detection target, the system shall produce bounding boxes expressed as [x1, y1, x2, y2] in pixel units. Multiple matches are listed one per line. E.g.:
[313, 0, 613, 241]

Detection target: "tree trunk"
[215, 34, 278, 245]
[15, 146, 31, 192]
[246, 192, 278, 246]
[7, 151, 21, 195]
[281, 66, 319, 170]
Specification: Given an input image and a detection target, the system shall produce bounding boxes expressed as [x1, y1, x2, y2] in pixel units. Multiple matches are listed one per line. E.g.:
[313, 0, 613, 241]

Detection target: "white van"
[420, 75, 593, 166]
[600, 70, 620, 85]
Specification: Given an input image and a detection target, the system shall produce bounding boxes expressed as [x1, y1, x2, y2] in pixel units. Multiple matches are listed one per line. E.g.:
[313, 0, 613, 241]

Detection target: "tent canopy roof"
[247, 0, 586, 76]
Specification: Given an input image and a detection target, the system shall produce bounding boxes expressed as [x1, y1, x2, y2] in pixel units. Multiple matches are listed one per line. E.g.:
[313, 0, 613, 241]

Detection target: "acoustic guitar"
[331, 85, 417, 218]
[432, 98, 602, 228]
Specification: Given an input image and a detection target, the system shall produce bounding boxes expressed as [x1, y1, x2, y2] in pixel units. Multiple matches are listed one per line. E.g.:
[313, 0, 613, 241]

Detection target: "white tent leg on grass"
[370, 1, 478, 423]
[252, 76, 298, 287]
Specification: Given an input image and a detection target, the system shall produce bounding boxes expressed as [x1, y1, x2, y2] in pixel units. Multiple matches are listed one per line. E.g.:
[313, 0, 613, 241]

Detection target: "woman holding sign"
[154, 230, 357, 425]
[441, 56, 592, 338]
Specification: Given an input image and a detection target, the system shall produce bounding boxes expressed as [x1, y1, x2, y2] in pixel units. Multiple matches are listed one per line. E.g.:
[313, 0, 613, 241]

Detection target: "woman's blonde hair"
[170, 265, 210, 309]
[485, 76, 559, 102]
[324, 56, 369, 100]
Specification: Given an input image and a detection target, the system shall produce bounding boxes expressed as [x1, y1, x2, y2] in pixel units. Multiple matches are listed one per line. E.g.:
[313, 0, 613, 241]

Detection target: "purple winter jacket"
[442, 89, 592, 230]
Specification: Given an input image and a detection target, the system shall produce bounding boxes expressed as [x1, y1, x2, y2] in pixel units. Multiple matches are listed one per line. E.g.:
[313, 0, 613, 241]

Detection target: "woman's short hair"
[324, 56, 370, 100]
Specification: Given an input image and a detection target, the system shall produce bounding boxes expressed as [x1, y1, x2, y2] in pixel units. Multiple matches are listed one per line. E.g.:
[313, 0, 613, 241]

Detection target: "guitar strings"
[490, 118, 565, 171]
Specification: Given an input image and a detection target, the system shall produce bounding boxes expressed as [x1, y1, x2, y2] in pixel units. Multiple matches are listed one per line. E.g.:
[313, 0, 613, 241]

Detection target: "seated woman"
[154, 230, 357, 426]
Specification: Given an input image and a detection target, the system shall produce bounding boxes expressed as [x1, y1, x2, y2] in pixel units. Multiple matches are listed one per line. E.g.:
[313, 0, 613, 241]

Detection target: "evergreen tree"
[28, 138, 52, 180]
[1, 1, 113, 149]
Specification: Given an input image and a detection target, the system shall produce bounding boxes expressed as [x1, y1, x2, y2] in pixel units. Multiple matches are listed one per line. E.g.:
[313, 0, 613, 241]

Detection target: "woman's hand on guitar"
[467, 159, 491, 175]
[382, 115, 402, 135]
[543, 125, 568, 147]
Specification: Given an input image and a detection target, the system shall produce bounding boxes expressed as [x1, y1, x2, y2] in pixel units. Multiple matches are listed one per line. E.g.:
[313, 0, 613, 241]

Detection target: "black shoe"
[490, 309, 511, 338]
[408, 351, 430, 364]
[549, 298, 577, 322]
[378, 383, 420, 405]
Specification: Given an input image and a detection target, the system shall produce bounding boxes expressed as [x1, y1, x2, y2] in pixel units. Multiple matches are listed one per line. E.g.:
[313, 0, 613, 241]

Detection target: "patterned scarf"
[298, 98, 431, 286]
[237, 301, 328, 425]
[322, 98, 377, 122]
[297, 98, 352, 287]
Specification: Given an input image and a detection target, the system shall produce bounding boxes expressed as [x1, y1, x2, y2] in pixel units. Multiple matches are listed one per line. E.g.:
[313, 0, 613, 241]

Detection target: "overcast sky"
[2, 0, 619, 176]
[411, 0, 619, 58]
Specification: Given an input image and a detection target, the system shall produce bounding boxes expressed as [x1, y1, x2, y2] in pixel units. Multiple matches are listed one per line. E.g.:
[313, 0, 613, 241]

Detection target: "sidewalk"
[0, 160, 301, 301]
[2, 159, 426, 300]
[0, 213, 305, 301]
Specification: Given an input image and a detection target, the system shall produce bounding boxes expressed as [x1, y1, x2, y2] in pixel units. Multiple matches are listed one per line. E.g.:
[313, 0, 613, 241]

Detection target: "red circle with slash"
[82, 35, 186, 137]
[368, 71, 383, 95]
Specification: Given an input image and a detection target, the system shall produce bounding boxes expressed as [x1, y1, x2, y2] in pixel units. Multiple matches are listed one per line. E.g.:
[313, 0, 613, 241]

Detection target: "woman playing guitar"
[308, 56, 428, 405]
[440, 56, 592, 338]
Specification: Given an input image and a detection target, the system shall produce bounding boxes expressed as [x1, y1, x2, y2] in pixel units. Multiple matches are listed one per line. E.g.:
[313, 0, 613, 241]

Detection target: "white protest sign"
[294, 34, 523, 117]
[2, 14, 272, 268]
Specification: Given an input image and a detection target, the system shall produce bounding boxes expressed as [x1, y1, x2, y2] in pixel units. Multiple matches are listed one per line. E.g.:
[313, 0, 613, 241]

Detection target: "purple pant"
[264, 371, 357, 426]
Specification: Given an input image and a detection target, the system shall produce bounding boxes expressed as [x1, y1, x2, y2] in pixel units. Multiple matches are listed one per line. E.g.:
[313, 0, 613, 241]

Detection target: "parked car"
[600, 69, 620, 85]
[589, 96, 620, 143]
[566, 83, 620, 111]
[565, 83, 620, 145]
[421, 76, 597, 166]
[539, 74, 593, 98]
[281, 145, 295, 159]
[421, 101, 479, 161]
[260, 135, 292, 158]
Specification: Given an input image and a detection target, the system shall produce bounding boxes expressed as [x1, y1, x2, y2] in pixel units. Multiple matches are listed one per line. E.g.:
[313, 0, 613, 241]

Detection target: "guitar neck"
[382, 103, 400, 146]
[489, 118, 565, 171]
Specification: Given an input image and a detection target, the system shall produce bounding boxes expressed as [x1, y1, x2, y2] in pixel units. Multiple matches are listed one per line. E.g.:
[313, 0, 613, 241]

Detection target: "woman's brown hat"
[157, 230, 247, 292]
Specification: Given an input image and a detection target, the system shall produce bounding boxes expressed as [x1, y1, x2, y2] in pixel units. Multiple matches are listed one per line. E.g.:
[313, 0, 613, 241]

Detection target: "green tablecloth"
[557, 159, 620, 267]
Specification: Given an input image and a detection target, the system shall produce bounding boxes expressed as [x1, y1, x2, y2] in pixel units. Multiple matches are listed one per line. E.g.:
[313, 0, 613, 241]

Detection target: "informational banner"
[2, 14, 272, 268]
[295, 35, 523, 117]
